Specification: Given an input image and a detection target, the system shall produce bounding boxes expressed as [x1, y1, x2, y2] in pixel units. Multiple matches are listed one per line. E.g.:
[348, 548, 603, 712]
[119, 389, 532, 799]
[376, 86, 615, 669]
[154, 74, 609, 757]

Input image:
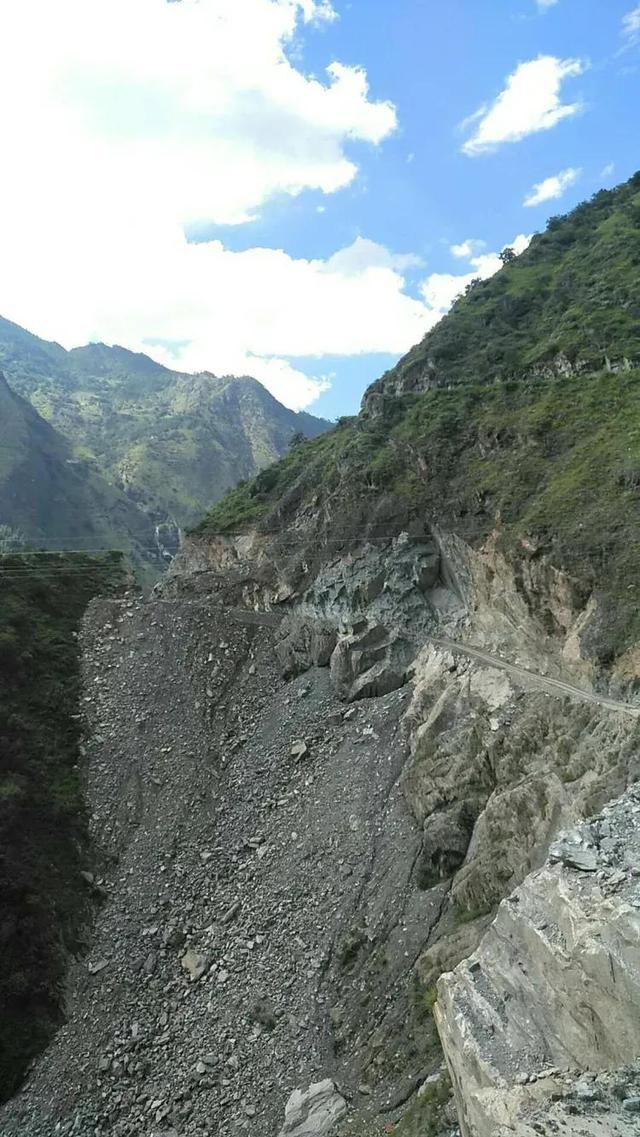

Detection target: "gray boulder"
[278, 1079, 347, 1136]
[330, 624, 415, 701]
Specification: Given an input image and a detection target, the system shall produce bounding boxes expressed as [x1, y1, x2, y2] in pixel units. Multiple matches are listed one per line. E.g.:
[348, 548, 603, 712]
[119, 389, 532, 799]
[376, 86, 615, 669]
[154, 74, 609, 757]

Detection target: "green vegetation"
[394, 1075, 452, 1137]
[0, 371, 158, 573]
[0, 552, 124, 1101]
[376, 977, 453, 1137]
[198, 368, 640, 657]
[368, 172, 640, 403]
[197, 174, 640, 663]
[0, 324, 329, 531]
[421, 984, 438, 1013]
[451, 900, 494, 928]
[197, 420, 356, 533]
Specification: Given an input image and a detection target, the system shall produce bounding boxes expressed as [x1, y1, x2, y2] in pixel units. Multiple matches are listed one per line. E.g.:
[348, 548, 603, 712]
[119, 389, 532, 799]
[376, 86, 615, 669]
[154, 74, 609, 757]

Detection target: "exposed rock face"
[435, 786, 640, 1136]
[1, 532, 639, 1137]
[360, 352, 616, 419]
[277, 1080, 346, 1136]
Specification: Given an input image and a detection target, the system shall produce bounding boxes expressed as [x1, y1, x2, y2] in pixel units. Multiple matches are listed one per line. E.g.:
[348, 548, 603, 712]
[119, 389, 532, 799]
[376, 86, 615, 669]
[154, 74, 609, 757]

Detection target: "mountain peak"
[0, 317, 330, 536]
[68, 341, 173, 378]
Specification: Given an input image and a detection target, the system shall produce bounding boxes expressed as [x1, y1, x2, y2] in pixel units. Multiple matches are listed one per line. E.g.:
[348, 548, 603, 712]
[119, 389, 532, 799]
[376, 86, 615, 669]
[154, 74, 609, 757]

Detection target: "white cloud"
[623, 5, 640, 41]
[0, 0, 407, 409]
[450, 238, 486, 259]
[0, 3, 556, 413]
[536, 0, 559, 9]
[323, 237, 423, 275]
[461, 56, 586, 156]
[148, 238, 431, 363]
[0, 0, 397, 227]
[2, 228, 436, 410]
[524, 166, 581, 207]
[601, 162, 615, 178]
[299, 0, 338, 22]
[420, 235, 532, 315]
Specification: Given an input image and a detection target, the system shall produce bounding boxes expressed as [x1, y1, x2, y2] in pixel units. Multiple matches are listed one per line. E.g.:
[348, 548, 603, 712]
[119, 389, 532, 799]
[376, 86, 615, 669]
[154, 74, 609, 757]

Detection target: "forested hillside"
[0, 553, 124, 1100]
[0, 321, 330, 531]
[0, 372, 157, 568]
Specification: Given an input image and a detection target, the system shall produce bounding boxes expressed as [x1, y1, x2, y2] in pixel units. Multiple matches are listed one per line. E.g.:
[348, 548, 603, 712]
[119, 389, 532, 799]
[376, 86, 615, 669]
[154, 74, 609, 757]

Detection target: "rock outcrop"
[435, 786, 640, 1136]
[277, 1080, 346, 1136]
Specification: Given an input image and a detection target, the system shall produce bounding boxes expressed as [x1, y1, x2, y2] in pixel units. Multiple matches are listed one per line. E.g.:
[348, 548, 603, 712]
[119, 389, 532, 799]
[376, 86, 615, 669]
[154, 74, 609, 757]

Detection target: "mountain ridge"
[0, 370, 158, 566]
[0, 316, 331, 533]
[363, 171, 640, 412]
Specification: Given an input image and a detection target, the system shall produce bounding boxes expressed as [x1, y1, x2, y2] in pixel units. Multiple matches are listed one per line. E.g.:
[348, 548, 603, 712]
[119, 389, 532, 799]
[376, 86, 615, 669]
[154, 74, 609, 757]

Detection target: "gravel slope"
[0, 594, 445, 1137]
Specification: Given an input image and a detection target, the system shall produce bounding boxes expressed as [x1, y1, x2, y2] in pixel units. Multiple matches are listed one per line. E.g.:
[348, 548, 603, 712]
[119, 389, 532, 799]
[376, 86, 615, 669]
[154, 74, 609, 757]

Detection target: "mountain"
[364, 174, 640, 405]
[0, 319, 331, 531]
[2, 176, 640, 1137]
[197, 171, 640, 666]
[0, 371, 157, 566]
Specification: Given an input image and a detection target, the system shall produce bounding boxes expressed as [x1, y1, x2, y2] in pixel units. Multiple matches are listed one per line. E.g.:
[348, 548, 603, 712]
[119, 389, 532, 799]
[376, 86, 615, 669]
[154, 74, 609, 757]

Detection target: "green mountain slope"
[197, 172, 640, 665]
[364, 172, 640, 408]
[0, 372, 157, 565]
[0, 552, 124, 1100]
[0, 321, 330, 529]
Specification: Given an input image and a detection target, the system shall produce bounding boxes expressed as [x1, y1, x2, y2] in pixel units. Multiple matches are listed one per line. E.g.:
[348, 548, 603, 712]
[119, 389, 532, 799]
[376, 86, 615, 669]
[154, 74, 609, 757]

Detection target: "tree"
[464, 277, 482, 296]
[499, 247, 516, 265]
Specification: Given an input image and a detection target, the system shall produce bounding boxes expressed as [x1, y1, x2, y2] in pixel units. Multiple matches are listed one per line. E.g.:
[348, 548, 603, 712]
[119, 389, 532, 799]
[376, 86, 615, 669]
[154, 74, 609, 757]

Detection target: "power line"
[4, 531, 638, 556]
[9, 544, 169, 553]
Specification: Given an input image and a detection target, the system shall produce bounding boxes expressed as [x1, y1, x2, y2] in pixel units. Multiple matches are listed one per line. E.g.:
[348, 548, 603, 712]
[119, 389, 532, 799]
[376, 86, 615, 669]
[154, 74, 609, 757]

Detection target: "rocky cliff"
[2, 524, 639, 1137]
[436, 786, 640, 1136]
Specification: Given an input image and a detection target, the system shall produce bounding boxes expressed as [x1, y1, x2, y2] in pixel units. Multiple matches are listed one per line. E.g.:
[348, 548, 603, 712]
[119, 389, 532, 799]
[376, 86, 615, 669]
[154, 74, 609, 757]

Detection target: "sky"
[0, 1, 638, 419]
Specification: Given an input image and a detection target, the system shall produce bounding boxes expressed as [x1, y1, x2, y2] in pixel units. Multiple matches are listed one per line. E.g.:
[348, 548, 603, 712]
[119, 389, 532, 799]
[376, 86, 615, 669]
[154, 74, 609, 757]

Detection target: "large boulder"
[275, 614, 338, 677]
[278, 1079, 347, 1137]
[416, 800, 477, 889]
[330, 623, 415, 701]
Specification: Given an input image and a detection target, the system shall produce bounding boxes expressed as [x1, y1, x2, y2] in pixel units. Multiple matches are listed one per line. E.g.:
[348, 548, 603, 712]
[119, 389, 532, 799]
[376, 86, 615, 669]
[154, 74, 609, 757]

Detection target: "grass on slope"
[0, 319, 330, 530]
[369, 173, 640, 402]
[0, 552, 124, 1101]
[197, 369, 640, 661]
[196, 424, 358, 533]
[196, 176, 640, 662]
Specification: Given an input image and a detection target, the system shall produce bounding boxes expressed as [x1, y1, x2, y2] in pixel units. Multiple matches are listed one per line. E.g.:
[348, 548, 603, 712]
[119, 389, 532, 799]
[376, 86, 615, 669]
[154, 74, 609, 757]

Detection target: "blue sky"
[0, 0, 638, 418]
[233, 0, 639, 418]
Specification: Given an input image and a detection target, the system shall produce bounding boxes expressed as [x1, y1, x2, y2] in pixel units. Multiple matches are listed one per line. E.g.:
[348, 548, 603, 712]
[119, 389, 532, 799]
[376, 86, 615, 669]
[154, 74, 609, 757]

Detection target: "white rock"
[278, 1079, 347, 1136]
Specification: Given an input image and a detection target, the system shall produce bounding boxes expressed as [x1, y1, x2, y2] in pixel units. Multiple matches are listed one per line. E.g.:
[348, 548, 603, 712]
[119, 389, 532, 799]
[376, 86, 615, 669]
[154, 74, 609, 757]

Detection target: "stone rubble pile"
[0, 594, 448, 1137]
[2, 536, 639, 1137]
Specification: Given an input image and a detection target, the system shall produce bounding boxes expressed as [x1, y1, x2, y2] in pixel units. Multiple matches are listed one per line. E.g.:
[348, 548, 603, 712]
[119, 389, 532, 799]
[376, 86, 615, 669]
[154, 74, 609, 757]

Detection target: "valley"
[1, 173, 640, 1137]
